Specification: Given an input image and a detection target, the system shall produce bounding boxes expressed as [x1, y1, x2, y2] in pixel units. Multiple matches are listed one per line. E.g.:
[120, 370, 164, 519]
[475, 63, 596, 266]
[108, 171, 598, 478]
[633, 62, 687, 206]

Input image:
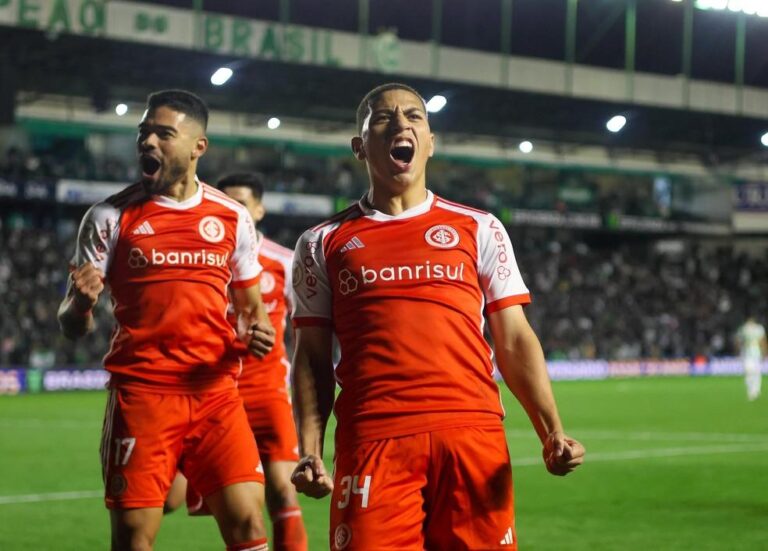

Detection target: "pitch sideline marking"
[2, 443, 768, 505]
[0, 490, 102, 505]
[512, 442, 768, 466]
[506, 428, 768, 443]
[3, 419, 767, 444]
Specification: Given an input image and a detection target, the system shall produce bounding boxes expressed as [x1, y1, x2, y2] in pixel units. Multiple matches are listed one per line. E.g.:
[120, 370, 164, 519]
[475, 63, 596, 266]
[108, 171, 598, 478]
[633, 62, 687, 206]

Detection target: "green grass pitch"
[1, 376, 767, 550]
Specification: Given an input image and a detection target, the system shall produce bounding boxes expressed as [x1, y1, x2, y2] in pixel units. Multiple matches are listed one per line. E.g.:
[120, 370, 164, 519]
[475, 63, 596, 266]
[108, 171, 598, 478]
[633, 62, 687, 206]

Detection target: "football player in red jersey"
[165, 173, 307, 551]
[290, 83, 585, 550]
[59, 90, 275, 551]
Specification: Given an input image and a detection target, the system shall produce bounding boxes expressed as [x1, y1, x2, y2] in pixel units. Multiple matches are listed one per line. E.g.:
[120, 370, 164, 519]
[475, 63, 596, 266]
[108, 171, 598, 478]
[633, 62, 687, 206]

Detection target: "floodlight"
[519, 141, 534, 154]
[115, 103, 128, 116]
[426, 95, 447, 113]
[761, 132, 768, 147]
[267, 117, 281, 130]
[210, 67, 233, 86]
[606, 115, 627, 133]
[692, 0, 768, 16]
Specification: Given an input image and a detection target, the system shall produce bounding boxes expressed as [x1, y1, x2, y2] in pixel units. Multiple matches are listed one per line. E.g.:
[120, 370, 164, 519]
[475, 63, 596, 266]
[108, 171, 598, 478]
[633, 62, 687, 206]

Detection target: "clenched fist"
[69, 262, 105, 314]
[542, 431, 585, 476]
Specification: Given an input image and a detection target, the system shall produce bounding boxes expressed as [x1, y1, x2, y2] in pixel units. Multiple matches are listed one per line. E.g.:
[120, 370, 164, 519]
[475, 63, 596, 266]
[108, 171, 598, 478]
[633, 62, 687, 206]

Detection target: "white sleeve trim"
[291, 226, 334, 321]
[230, 207, 262, 283]
[476, 214, 529, 304]
[72, 202, 121, 274]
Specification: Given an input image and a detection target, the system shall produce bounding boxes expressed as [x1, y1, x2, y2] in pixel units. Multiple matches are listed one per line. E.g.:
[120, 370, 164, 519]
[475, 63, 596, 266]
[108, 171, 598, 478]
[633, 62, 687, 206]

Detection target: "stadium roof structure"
[2, 0, 768, 168]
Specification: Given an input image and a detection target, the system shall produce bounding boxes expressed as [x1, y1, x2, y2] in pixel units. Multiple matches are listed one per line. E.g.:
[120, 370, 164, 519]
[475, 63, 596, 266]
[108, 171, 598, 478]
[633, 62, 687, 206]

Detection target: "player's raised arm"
[290, 325, 335, 498]
[488, 305, 585, 476]
[58, 203, 118, 340]
[58, 262, 104, 339]
[231, 284, 275, 359]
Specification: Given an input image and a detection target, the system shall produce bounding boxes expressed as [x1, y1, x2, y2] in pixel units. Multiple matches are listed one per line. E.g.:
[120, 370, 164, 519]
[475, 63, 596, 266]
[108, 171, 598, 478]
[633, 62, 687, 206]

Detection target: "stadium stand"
[2, 146, 766, 366]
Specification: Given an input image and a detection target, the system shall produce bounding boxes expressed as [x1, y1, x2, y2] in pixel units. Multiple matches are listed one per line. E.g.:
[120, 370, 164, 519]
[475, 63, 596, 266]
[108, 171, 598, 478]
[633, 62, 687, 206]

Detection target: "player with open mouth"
[290, 82, 585, 551]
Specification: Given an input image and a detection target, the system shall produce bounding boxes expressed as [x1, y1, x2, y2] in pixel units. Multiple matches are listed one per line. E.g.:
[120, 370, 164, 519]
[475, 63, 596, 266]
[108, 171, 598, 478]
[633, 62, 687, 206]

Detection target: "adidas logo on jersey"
[499, 527, 514, 546]
[132, 221, 155, 235]
[339, 236, 365, 253]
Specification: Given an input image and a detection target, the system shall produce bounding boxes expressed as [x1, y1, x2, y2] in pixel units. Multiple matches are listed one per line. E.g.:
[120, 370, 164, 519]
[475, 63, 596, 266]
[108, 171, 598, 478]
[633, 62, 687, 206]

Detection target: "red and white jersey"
[71, 181, 262, 392]
[292, 191, 530, 446]
[236, 234, 294, 402]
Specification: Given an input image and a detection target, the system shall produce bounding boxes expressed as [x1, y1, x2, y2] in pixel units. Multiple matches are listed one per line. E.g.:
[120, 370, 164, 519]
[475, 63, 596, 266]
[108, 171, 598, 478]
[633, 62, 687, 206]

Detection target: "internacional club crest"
[109, 473, 127, 497]
[260, 271, 276, 294]
[424, 224, 460, 249]
[198, 216, 225, 243]
[334, 523, 352, 550]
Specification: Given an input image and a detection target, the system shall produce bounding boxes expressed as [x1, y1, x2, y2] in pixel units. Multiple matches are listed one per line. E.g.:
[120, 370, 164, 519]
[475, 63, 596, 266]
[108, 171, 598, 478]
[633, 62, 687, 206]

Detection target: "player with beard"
[58, 90, 276, 551]
[290, 83, 585, 550]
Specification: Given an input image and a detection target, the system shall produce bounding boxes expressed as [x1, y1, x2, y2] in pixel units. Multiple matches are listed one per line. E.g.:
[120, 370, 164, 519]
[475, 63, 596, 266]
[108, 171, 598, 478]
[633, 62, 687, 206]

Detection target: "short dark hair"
[356, 82, 426, 135]
[217, 172, 265, 201]
[146, 89, 209, 130]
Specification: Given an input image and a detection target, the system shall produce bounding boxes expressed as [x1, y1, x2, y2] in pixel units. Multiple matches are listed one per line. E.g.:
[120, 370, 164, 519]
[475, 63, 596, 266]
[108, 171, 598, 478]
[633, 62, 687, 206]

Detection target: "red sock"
[226, 538, 268, 551]
[272, 507, 308, 551]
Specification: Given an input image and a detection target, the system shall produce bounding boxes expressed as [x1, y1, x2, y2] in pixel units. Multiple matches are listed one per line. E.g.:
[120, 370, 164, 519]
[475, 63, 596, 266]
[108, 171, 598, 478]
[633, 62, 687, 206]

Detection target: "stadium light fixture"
[689, 0, 768, 17]
[267, 117, 281, 130]
[761, 132, 768, 147]
[426, 95, 447, 113]
[519, 140, 534, 154]
[606, 115, 627, 133]
[115, 103, 128, 116]
[210, 67, 233, 86]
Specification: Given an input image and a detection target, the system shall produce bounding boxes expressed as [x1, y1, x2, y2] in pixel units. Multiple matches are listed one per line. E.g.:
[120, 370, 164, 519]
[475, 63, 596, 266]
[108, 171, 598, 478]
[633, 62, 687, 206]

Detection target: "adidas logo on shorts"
[500, 527, 514, 546]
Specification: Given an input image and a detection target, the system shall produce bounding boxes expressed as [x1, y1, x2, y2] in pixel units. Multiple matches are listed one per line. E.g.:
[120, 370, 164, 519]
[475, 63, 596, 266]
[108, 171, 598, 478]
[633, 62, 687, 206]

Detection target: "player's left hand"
[542, 431, 585, 476]
[247, 320, 276, 359]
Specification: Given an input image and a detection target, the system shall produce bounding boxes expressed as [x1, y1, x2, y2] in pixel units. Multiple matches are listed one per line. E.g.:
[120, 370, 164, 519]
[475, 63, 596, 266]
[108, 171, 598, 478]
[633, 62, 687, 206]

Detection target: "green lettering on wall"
[47, 0, 71, 33]
[231, 18, 251, 55]
[135, 13, 149, 32]
[283, 27, 304, 62]
[309, 28, 319, 63]
[204, 16, 224, 50]
[154, 16, 168, 34]
[259, 26, 281, 59]
[323, 32, 340, 67]
[18, 0, 41, 28]
[79, 0, 105, 34]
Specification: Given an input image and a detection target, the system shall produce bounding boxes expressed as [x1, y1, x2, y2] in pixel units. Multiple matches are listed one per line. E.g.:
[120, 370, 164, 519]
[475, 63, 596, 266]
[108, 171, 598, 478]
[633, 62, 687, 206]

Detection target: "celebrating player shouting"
[58, 90, 275, 551]
[290, 83, 585, 550]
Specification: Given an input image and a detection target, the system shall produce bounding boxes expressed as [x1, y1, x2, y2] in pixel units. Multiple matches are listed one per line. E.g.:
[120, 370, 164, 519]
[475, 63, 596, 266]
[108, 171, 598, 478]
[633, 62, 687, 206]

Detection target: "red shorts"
[330, 424, 516, 551]
[100, 385, 263, 509]
[185, 395, 300, 514]
[245, 396, 300, 463]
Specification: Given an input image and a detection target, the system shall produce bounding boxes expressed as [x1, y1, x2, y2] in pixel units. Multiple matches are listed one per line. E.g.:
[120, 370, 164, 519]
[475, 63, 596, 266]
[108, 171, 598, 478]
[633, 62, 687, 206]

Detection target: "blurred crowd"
[520, 239, 767, 361]
[1, 215, 765, 368]
[2, 144, 670, 218]
[0, 225, 114, 368]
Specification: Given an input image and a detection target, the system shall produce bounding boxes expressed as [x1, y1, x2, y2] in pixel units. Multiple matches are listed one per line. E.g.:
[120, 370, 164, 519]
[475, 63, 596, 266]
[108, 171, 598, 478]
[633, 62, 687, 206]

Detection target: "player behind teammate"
[165, 173, 308, 551]
[58, 90, 275, 551]
[289, 83, 585, 550]
[735, 314, 767, 401]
